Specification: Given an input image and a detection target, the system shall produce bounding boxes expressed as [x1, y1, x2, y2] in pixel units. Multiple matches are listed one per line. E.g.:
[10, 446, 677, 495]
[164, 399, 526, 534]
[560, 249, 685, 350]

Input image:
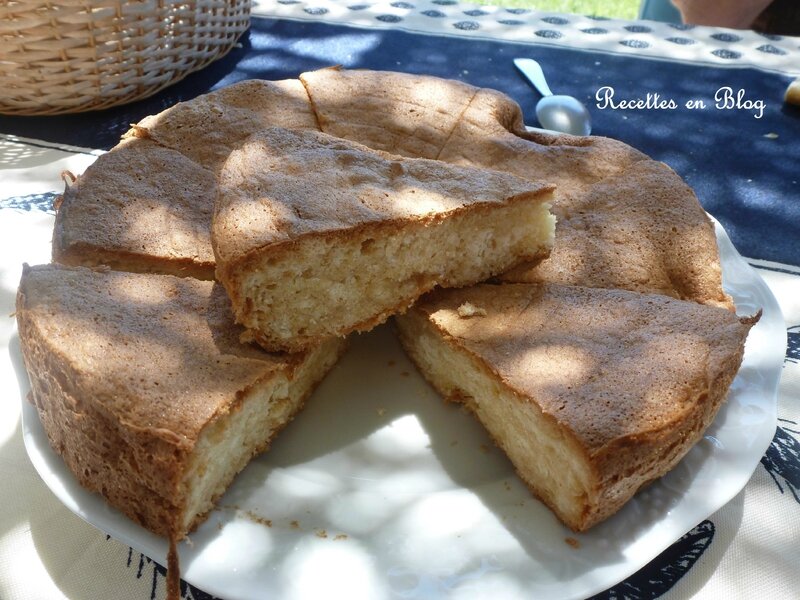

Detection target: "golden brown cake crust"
[436, 87, 647, 197]
[300, 67, 480, 160]
[213, 126, 554, 266]
[52, 137, 218, 280]
[15, 264, 302, 537]
[128, 78, 319, 174]
[401, 282, 755, 530]
[501, 159, 734, 309]
[54, 69, 732, 313]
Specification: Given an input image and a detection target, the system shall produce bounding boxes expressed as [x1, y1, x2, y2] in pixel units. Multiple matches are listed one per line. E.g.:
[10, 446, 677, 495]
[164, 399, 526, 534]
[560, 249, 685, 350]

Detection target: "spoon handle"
[514, 58, 553, 97]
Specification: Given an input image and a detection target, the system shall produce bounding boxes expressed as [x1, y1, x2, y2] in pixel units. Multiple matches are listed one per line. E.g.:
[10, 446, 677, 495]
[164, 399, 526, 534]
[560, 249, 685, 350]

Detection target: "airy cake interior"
[230, 197, 554, 352]
[16, 265, 347, 541]
[179, 337, 344, 535]
[395, 308, 592, 530]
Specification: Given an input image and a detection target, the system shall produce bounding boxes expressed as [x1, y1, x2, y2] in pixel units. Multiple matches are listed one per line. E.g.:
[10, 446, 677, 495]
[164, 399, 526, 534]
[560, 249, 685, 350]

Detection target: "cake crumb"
[763, 132, 779, 139]
[479, 443, 491, 453]
[245, 510, 272, 527]
[334, 534, 348, 541]
[457, 302, 487, 318]
[290, 520, 300, 529]
[387, 360, 396, 367]
[316, 529, 328, 539]
[400, 371, 410, 377]
[565, 537, 581, 549]
[376, 407, 386, 417]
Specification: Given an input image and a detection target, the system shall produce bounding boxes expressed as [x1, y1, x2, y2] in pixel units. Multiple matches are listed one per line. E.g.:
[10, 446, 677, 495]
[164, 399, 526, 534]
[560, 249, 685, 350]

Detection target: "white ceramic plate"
[16, 218, 783, 600]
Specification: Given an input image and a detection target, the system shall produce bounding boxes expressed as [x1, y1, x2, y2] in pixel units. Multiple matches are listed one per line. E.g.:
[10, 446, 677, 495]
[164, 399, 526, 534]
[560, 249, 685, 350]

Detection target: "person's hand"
[671, 0, 772, 28]
[786, 79, 800, 106]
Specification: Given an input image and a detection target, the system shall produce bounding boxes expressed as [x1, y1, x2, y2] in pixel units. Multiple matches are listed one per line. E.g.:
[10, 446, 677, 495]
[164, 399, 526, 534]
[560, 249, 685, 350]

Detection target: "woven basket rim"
[0, 0, 252, 116]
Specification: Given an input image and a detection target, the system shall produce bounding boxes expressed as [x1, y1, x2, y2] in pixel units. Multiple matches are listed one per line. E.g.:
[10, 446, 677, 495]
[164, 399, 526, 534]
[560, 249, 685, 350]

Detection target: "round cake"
[53, 67, 732, 310]
[19, 67, 755, 599]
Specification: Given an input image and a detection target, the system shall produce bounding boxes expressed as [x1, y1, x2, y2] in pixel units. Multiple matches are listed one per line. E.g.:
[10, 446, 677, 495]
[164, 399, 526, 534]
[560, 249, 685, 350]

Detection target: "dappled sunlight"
[374, 186, 467, 216]
[132, 77, 318, 174]
[510, 343, 594, 386]
[250, 31, 384, 65]
[116, 200, 213, 263]
[282, 537, 388, 599]
[53, 137, 218, 277]
[201, 518, 276, 571]
[439, 91, 643, 195]
[361, 413, 433, 460]
[0, 136, 54, 169]
[388, 492, 509, 569]
[300, 67, 478, 160]
[17, 266, 287, 438]
[502, 159, 732, 308]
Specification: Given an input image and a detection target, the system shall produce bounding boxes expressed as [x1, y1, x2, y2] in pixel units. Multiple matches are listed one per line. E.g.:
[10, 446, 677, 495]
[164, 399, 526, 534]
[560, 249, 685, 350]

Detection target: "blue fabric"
[2, 17, 797, 267]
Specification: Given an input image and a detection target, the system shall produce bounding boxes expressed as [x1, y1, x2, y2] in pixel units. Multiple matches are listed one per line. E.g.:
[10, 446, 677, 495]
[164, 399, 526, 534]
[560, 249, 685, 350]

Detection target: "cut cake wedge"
[53, 138, 219, 280]
[16, 264, 346, 542]
[500, 160, 734, 309]
[299, 67, 478, 160]
[395, 282, 756, 531]
[213, 127, 555, 352]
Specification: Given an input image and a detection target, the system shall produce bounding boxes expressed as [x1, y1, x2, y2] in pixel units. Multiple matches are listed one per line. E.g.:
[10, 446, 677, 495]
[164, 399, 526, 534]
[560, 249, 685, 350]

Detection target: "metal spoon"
[514, 58, 592, 136]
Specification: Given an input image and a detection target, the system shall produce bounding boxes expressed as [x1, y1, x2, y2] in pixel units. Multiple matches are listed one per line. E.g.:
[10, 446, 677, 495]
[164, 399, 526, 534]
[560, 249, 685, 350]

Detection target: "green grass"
[472, 0, 641, 19]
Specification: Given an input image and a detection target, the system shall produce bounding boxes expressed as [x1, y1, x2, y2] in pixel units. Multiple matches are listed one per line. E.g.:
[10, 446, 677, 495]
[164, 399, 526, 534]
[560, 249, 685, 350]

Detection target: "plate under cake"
[213, 127, 555, 352]
[395, 282, 757, 531]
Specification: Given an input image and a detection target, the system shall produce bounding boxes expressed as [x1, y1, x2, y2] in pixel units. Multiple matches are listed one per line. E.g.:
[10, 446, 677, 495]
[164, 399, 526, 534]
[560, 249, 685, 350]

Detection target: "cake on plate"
[17, 264, 346, 542]
[212, 127, 554, 352]
[16, 69, 759, 599]
[395, 282, 756, 531]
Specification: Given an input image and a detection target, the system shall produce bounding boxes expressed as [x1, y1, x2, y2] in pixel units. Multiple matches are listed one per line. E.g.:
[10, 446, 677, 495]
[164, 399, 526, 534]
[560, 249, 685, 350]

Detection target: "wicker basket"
[0, 0, 251, 115]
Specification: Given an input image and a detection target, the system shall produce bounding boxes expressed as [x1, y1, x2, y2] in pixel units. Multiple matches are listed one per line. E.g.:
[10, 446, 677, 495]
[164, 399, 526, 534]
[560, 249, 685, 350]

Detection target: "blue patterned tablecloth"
[1, 3, 798, 599]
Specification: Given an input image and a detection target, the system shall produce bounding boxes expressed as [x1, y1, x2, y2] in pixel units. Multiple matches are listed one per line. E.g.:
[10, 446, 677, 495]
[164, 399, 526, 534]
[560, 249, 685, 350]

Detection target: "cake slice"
[501, 160, 734, 309]
[395, 282, 756, 531]
[299, 67, 479, 160]
[52, 138, 219, 280]
[436, 86, 647, 198]
[16, 264, 346, 542]
[127, 78, 319, 174]
[212, 127, 556, 352]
